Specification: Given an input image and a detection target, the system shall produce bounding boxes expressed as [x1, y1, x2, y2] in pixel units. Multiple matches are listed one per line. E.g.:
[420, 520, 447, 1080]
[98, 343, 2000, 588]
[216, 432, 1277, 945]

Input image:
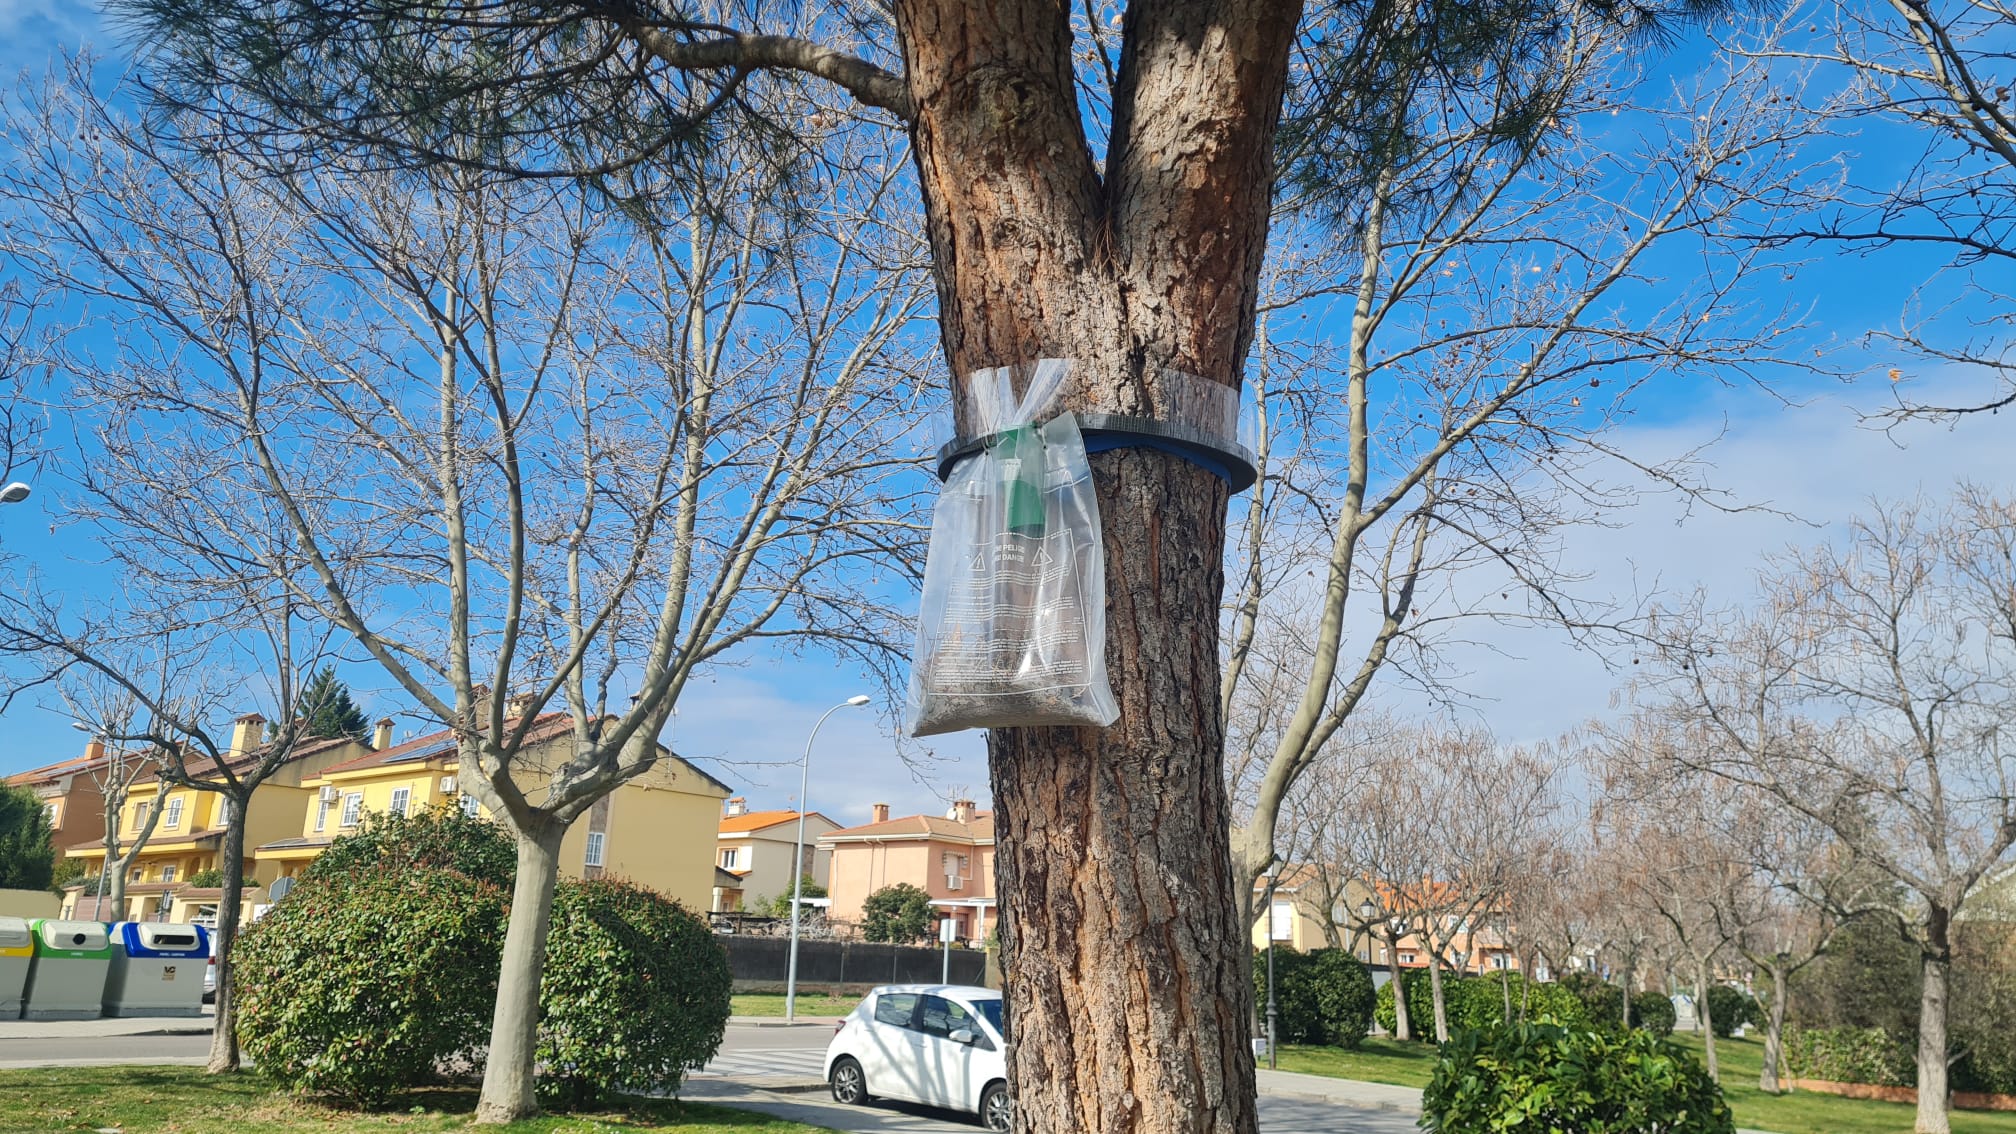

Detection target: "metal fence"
[719, 934, 988, 989]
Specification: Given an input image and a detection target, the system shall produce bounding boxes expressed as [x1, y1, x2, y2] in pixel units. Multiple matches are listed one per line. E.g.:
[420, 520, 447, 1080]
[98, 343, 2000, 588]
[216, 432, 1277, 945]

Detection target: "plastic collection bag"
[905, 359, 1120, 737]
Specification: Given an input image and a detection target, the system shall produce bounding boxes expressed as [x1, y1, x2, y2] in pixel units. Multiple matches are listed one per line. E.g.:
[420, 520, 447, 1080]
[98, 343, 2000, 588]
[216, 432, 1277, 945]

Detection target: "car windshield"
[975, 997, 1004, 1037]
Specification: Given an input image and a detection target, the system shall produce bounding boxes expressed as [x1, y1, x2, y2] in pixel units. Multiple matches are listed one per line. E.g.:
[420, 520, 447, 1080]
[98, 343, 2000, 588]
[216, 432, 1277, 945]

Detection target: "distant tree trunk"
[1917, 909, 1954, 1134]
[1696, 961, 1718, 1082]
[904, 2, 1299, 1130]
[1387, 930, 1412, 1042]
[1500, 966, 1512, 1020]
[1426, 950, 1449, 1042]
[1760, 958, 1788, 1094]
[1621, 962, 1633, 1031]
[475, 822, 565, 1123]
[205, 809, 246, 1073]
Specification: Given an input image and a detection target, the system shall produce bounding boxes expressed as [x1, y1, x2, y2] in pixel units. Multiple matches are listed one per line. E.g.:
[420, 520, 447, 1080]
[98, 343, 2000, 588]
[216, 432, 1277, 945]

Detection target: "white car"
[825, 984, 1009, 1131]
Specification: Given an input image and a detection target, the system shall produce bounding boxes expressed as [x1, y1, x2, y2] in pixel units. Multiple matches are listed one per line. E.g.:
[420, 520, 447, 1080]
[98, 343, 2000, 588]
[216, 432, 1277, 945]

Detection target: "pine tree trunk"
[205, 806, 246, 1073]
[1760, 960, 1788, 1094]
[1916, 911, 1953, 1134]
[893, 2, 1300, 1131]
[475, 823, 564, 1124]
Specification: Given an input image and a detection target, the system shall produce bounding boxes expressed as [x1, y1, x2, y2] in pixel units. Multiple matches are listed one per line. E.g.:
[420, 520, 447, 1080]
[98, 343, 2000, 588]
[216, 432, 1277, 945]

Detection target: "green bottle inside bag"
[993, 424, 1046, 536]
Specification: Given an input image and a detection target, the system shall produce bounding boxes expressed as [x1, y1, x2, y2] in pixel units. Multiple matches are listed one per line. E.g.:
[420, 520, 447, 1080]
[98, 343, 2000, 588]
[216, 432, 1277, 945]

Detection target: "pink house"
[819, 799, 996, 944]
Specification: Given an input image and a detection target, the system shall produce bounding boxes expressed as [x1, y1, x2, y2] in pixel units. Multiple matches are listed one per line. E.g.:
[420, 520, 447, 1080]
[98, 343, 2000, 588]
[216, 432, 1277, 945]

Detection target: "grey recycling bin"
[22, 919, 111, 1021]
[0, 916, 30, 1018]
[104, 922, 211, 1018]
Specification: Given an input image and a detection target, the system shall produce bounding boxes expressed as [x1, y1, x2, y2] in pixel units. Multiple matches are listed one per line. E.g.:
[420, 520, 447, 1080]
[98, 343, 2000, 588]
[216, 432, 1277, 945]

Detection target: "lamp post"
[1356, 898, 1378, 964]
[0, 481, 30, 504]
[1263, 862, 1280, 1070]
[784, 694, 870, 1023]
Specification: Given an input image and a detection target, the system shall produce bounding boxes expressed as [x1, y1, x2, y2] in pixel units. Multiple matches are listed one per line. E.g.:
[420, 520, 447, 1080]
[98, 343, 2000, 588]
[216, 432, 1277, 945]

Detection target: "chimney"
[951, 798, 976, 825]
[228, 713, 267, 757]
[467, 684, 493, 721]
[373, 718, 395, 750]
[504, 691, 537, 719]
[724, 796, 747, 818]
[871, 802, 889, 824]
[84, 739, 105, 762]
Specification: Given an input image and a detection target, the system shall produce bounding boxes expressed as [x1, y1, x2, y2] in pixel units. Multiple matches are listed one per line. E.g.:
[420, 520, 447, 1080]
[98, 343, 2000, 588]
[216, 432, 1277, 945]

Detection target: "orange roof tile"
[717, 809, 835, 835]
[823, 810, 995, 844]
[318, 712, 572, 776]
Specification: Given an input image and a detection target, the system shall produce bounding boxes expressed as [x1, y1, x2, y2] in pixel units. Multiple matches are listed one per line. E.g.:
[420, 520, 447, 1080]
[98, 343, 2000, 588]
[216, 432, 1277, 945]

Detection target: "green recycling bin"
[22, 919, 111, 1020]
[0, 916, 30, 1018]
[103, 922, 210, 1017]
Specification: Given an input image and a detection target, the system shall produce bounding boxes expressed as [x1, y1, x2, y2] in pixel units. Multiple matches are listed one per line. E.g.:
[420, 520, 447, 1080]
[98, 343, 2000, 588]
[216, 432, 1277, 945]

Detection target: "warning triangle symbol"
[1033, 545, 1055, 567]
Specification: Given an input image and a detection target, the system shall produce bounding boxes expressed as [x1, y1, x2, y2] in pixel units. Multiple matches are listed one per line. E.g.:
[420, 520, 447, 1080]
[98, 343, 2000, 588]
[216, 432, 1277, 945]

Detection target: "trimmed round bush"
[1375, 968, 1435, 1038]
[1560, 971, 1625, 1031]
[537, 876, 733, 1108]
[1705, 985, 1760, 1039]
[234, 867, 507, 1106]
[302, 802, 516, 888]
[1423, 1018, 1735, 1134]
[1255, 948, 1377, 1048]
[1633, 990, 1678, 1036]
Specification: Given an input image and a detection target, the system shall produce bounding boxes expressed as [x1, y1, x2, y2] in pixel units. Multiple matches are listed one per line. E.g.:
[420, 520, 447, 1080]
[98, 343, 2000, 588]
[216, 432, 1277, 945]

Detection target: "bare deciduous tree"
[1644, 488, 2016, 1134]
[0, 69, 930, 1112]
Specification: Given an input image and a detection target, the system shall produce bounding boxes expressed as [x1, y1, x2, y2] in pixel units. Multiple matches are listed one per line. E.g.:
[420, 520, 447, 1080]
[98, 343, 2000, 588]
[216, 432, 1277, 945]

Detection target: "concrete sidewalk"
[0, 1014, 213, 1040]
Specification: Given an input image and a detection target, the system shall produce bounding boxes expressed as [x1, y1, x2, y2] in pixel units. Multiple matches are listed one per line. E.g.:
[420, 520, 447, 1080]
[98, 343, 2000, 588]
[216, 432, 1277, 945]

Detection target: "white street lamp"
[0, 482, 29, 504]
[784, 694, 870, 1023]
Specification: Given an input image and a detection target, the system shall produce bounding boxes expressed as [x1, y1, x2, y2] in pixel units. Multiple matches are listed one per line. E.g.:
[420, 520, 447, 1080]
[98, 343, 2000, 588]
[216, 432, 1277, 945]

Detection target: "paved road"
[0, 1021, 1422, 1132]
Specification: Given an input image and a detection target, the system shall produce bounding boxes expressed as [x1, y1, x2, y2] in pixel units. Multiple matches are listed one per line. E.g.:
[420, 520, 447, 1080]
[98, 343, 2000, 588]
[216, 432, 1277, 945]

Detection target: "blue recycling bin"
[102, 922, 210, 1018]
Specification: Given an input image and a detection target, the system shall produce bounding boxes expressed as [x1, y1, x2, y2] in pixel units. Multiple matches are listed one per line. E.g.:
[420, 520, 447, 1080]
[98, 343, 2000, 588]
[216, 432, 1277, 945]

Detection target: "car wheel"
[829, 1056, 871, 1106]
[980, 1081, 1011, 1132]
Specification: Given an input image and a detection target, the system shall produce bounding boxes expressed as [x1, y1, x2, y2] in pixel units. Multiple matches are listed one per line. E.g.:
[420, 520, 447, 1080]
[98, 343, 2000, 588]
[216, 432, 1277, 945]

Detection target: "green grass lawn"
[1275, 1030, 2016, 1134]
[0, 1065, 836, 1134]
[730, 992, 860, 1018]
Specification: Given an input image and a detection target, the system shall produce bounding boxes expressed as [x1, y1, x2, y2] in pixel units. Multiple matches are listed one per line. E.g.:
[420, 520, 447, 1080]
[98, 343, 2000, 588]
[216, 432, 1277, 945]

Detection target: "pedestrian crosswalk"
[697, 1046, 826, 1082]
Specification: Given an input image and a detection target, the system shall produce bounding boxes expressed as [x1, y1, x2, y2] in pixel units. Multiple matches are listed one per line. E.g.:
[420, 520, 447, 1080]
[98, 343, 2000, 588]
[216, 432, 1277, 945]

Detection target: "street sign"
[939, 918, 958, 944]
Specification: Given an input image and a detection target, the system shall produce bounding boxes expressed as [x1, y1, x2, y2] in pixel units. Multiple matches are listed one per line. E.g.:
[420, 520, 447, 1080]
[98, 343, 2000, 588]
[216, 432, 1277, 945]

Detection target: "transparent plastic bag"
[905, 359, 1120, 737]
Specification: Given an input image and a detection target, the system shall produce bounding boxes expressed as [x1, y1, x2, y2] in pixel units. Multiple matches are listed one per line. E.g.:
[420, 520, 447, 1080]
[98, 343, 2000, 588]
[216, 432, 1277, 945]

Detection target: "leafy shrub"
[184, 868, 225, 889]
[1560, 971, 1625, 1031]
[1704, 985, 1759, 1039]
[537, 877, 732, 1108]
[1632, 991, 1677, 1037]
[1375, 968, 1436, 1038]
[861, 882, 933, 943]
[1255, 947, 1377, 1048]
[234, 867, 507, 1106]
[1783, 1025, 1915, 1088]
[1423, 1018, 1734, 1134]
[1954, 921, 2016, 1096]
[302, 802, 516, 888]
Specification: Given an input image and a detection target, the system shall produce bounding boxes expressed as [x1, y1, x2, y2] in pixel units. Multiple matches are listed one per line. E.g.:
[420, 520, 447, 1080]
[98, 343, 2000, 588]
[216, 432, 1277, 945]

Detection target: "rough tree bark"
[1761, 956, 1789, 1094]
[891, 3, 1301, 1131]
[1386, 927, 1412, 1042]
[1918, 906, 1954, 1134]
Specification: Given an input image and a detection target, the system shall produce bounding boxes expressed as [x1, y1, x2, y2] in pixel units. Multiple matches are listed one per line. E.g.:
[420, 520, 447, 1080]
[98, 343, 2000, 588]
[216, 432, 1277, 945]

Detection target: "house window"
[943, 852, 969, 891]
[220, 798, 236, 828]
[163, 797, 184, 830]
[585, 832, 606, 868]
[132, 802, 150, 832]
[161, 865, 177, 884]
[44, 801, 58, 828]
[130, 868, 143, 883]
[314, 795, 333, 833]
[460, 793, 481, 818]
[1270, 900, 1294, 942]
[1492, 954, 1508, 970]
[719, 848, 739, 870]
[339, 793, 363, 827]
[1401, 952, 1416, 964]
[388, 787, 411, 817]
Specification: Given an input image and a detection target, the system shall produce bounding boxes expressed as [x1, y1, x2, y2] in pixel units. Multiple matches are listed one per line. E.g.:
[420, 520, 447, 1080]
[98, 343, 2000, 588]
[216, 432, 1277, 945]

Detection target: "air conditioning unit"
[440, 775, 457, 794]
[318, 785, 338, 804]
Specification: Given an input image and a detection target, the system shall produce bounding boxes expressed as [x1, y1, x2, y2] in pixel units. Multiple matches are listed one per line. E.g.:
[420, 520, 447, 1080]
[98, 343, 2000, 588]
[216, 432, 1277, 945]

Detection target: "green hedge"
[1255, 947, 1376, 1048]
[538, 877, 733, 1107]
[1376, 971, 1590, 1040]
[1783, 1025, 1916, 1088]
[1632, 991, 1677, 1037]
[235, 867, 508, 1106]
[1423, 1019, 1734, 1134]
[1704, 986, 1760, 1039]
[302, 803, 516, 888]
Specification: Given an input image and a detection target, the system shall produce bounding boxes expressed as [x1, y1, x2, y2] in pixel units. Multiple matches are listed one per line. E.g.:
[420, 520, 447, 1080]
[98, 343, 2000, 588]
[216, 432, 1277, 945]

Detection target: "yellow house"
[252, 711, 734, 911]
[60, 713, 370, 922]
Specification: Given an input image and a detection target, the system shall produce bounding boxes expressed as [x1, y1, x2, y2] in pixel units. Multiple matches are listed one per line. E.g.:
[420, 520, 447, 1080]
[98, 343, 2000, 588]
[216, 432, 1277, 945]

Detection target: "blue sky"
[0, 5, 2007, 826]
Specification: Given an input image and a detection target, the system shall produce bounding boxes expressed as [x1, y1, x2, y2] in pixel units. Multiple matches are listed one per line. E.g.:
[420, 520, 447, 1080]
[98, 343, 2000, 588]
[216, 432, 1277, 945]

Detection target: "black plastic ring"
[933, 413, 1258, 493]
